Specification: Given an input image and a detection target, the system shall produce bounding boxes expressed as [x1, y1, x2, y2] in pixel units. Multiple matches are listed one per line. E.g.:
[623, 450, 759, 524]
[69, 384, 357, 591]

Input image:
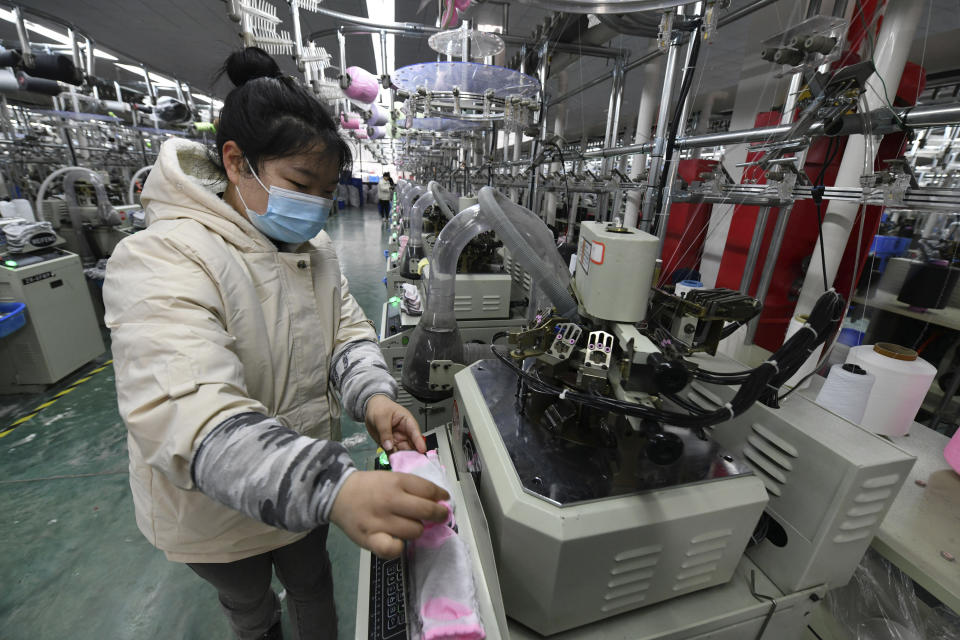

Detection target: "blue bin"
[869, 235, 911, 272]
[0, 301, 26, 338]
[837, 327, 865, 347]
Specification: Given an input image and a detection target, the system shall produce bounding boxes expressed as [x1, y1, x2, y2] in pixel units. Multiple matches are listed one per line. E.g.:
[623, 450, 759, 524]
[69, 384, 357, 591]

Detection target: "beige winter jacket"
[103, 138, 376, 563]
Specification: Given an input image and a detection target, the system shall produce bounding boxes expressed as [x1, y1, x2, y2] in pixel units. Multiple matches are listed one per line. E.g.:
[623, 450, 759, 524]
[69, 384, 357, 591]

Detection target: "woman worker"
[103, 47, 448, 640]
[377, 172, 394, 221]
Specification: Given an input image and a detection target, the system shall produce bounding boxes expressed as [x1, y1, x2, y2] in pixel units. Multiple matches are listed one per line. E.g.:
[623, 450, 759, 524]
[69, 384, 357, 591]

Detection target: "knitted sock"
[389, 451, 484, 640]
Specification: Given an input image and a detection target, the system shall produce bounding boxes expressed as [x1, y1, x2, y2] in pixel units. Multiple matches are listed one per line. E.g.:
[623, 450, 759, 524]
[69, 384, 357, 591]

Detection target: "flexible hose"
[127, 165, 153, 205]
[477, 187, 578, 318]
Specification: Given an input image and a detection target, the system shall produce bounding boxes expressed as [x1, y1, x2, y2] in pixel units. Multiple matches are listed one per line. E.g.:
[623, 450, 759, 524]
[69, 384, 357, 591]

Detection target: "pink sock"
[389, 451, 485, 640]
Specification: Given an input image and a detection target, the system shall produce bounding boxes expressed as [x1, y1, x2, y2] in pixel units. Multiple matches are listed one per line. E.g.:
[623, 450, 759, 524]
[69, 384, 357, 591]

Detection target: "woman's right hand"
[329, 470, 449, 558]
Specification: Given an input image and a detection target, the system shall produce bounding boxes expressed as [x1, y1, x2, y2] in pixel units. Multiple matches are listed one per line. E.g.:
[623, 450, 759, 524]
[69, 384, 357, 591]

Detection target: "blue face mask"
[236, 158, 333, 244]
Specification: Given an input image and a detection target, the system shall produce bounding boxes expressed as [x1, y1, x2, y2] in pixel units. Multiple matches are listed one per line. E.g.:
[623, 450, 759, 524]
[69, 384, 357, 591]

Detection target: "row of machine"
[0, 166, 149, 393]
[358, 178, 915, 640]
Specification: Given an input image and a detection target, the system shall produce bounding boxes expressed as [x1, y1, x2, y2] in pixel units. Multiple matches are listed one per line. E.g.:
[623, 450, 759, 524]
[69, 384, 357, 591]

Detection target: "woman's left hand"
[364, 395, 427, 454]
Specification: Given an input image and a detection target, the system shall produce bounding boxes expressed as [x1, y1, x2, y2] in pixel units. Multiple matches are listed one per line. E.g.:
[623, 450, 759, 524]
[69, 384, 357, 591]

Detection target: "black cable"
[811, 137, 841, 292]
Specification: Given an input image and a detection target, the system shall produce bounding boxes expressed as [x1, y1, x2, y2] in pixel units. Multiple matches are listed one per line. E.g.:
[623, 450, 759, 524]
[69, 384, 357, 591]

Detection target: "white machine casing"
[575, 221, 659, 323]
[452, 363, 769, 636]
[691, 355, 916, 593]
[0, 249, 105, 392]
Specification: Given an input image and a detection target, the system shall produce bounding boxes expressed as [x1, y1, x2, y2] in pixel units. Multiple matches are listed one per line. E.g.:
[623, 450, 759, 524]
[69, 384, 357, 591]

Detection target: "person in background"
[377, 172, 394, 222]
[103, 47, 447, 640]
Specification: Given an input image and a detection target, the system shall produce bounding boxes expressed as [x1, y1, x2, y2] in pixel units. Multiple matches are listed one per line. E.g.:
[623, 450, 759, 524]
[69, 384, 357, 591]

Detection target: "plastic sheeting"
[825, 549, 960, 640]
[392, 61, 539, 99]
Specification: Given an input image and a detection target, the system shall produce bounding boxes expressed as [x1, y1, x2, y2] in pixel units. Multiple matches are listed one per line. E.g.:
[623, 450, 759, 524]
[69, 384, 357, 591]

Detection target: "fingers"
[394, 411, 427, 453]
[367, 532, 403, 559]
[373, 414, 395, 453]
[382, 514, 425, 540]
[391, 490, 450, 524]
[396, 472, 450, 503]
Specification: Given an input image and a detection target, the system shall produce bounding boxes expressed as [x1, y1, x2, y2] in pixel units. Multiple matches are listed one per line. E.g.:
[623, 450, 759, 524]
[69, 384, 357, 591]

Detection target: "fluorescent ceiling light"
[0, 9, 117, 60]
[114, 63, 179, 88]
[193, 93, 224, 109]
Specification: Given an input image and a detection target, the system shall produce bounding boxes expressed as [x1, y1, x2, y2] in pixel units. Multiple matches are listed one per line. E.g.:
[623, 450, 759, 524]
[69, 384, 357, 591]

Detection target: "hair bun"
[223, 47, 282, 87]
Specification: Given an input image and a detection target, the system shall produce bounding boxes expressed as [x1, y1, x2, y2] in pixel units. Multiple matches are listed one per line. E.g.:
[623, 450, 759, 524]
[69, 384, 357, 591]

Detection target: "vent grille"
[481, 295, 503, 311]
[453, 295, 473, 313]
[742, 423, 798, 497]
[672, 529, 732, 592]
[602, 545, 661, 613]
[833, 473, 901, 544]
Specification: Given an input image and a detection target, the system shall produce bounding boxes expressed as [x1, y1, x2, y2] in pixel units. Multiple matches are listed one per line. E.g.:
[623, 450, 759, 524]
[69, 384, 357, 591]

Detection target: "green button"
[378, 450, 390, 468]
[3, 259, 17, 267]
[402, 336, 409, 345]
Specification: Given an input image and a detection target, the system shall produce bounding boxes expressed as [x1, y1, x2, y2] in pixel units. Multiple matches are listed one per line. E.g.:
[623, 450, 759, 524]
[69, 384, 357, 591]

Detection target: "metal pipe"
[717, 0, 783, 27]
[657, 5, 703, 236]
[547, 0, 786, 109]
[795, 0, 925, 316]
[641, 37, 681, 232]
[85, 36, 98, 101]
[738, 0, 820, 337]
[181, 82, 196, 116]
[739, 207, 771, 294]
[12, 7, 33, 66]
[599, 59, 625, 220]
[68, 28, 83, 72]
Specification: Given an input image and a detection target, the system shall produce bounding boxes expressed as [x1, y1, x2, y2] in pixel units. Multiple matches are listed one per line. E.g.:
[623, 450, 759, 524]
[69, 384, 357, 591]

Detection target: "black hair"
[214, 47, 351, 175]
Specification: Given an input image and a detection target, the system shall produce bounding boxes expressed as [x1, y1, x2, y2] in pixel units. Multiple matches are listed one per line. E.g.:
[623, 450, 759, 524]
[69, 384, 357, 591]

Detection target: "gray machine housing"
[451, 354, 915, 636]
[0, 248, 105, 392]
[686, 353, 917, 594]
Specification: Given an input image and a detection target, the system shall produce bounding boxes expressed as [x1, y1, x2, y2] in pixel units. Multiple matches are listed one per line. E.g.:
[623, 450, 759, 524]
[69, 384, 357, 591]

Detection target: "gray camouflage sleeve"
[191, 412, 356, 531]
[330, 339, 398, 421]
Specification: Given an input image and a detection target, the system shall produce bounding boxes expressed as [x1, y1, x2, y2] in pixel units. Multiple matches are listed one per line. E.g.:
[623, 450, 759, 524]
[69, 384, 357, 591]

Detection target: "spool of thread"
[814, 363, 876, 425]
[674, 279, 703, 298]
[23, 53, 81, 85]
[0, 48, 21, 68]
[366, 103, 388, 126]
[343, 66, 379, 104]
[896, 260, 960, 310]
[367, 125, 386, 139]
[0, 68, 19, 92]
[846, 343, 937, 437]
[944, 428, 960, 474]
[16, 72, 61, 96]
[784, 314, 820, 389]
[340, 114, 361, 130]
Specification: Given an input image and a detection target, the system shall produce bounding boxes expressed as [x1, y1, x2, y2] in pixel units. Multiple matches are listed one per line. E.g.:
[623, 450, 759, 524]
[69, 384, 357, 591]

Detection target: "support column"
[624, 50, 665, 228]
[794, 0, 924, 314]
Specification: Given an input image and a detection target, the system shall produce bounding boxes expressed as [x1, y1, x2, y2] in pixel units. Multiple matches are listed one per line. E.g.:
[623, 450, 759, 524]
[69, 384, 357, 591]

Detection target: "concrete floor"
[0, 204, 389, 640]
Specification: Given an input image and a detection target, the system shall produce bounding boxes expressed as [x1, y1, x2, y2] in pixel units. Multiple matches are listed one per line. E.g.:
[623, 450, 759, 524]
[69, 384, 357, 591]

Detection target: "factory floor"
[0, 203, 390, 640]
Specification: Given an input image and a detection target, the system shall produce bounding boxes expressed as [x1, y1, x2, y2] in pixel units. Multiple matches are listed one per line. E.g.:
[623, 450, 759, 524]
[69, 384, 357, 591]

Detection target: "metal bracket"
[428, 360, 465, 392]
